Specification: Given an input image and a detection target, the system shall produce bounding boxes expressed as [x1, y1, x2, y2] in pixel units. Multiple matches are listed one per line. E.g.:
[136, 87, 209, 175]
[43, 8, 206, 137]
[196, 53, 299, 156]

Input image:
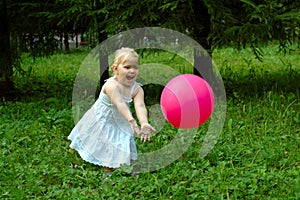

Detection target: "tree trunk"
[0, 0, 14, 92]
[60, 33, 63, 50]
[98, 30, 108, 89]
[63, 32, 70, 52]
[192, 0, 224, 102]
[192, 0, 214, 85]
[75, 34, 78, 48]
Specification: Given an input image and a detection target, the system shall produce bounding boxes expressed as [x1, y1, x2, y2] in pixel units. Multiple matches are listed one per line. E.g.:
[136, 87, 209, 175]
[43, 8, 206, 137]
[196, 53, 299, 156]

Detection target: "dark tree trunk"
[192, 0, 213, 84]
[63, 32, 70, 52]
[192, 0, 224, 100]
[0, 0, 14, 92]
[60, 33, 63, 50]
[98, 30, 108, 89]
[75, 34, 78, 48]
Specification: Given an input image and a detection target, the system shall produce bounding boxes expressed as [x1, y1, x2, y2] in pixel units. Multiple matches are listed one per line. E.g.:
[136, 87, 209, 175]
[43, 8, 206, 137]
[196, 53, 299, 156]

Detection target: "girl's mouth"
[126, 75, 135, 81]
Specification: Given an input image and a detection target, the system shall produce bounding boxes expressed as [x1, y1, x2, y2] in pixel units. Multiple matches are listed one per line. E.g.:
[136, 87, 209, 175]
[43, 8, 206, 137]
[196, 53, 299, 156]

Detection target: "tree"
[1, 0, 299, 94]
[44, 0, 111, 85]
[98, 0, 214, 81]
[0, 0, 14, 91]
[96, 0, 299, 83]
[207, 0, 300, 58]
[100, 0, 299, 53]
[0, 0, 85, 94]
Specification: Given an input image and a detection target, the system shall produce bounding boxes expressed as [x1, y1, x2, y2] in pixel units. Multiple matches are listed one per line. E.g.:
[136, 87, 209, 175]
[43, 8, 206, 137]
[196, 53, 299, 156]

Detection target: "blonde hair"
[111, 47, 139, 73]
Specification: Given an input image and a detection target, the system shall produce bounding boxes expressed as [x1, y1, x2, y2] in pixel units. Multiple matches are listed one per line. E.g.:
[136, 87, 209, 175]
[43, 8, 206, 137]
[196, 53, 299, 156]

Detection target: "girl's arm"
[133, 86, 156, 142]
[133, 86, 148, 125]
[104, 81, 140, 135]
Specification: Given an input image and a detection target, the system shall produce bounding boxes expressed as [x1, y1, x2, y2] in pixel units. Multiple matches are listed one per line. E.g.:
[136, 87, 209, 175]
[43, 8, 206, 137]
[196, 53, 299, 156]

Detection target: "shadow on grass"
[1, 70, 299, 104]
[0, 78, 74, 103]
[223, 70, 299, 99]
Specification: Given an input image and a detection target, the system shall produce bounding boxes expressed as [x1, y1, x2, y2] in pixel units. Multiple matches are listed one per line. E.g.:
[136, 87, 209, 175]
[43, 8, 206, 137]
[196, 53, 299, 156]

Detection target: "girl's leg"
[103, 166, 113, 172]
[103, 166, 114, 178]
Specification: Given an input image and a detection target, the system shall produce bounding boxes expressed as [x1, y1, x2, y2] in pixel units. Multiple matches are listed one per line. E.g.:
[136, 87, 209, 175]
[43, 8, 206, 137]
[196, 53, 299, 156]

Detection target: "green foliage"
[208, 0, 300, 56]
[1, 45, 299, 199]
[3, 0, 299, 88]
[8, 1, 61, 57]
[7, 0, 295, 56]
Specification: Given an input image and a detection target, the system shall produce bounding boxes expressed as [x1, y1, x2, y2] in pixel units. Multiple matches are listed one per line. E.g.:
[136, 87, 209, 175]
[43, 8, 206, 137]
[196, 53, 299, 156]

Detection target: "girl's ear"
[112, 65, 118, 74]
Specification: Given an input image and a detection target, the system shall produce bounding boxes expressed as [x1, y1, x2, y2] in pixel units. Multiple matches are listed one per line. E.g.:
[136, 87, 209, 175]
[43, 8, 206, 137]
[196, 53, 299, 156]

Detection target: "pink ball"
[160, 74, 214, 129]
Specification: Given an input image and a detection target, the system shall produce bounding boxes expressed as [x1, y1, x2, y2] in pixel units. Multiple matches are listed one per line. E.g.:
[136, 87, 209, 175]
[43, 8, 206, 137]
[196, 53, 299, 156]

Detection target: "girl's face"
[114, 56, 139, 87]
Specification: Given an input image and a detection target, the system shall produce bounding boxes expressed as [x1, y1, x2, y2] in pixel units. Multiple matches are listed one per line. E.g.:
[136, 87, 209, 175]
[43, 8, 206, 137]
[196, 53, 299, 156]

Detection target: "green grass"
[1, 45, 299, 199]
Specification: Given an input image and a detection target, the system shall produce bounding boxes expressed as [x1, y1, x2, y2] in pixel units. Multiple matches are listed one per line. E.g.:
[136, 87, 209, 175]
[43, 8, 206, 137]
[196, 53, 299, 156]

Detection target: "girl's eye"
[124, 66, 138, 69]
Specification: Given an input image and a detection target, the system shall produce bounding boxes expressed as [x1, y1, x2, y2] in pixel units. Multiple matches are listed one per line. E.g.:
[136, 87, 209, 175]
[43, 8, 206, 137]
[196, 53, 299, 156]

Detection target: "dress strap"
[130, 82, 142, 97]
[104, 76, 115, 82]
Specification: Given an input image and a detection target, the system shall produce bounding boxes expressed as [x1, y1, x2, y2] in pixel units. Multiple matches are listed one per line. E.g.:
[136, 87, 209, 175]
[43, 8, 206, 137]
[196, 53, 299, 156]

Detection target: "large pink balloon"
[160, 74, 214, 129]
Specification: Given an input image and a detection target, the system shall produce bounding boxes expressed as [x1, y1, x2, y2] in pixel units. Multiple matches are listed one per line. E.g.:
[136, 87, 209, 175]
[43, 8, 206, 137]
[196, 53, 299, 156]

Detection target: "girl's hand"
[128, 117, 140, 135]
[140, 123, 156, 142]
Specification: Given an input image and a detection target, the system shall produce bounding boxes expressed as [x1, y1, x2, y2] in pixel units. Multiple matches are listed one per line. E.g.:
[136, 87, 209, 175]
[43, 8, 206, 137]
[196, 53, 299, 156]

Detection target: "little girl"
[68, 47, 156, 174]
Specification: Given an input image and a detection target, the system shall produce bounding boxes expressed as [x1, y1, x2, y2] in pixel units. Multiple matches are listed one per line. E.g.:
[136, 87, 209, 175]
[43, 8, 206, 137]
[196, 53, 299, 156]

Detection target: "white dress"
[68, 79, 138, 168]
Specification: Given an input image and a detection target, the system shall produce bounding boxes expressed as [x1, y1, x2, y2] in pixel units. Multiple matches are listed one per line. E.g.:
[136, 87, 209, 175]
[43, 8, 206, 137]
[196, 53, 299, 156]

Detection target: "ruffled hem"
[68, 89, 138, 168]
[68, 107, 137, 168]
[69, 133, 137, 168]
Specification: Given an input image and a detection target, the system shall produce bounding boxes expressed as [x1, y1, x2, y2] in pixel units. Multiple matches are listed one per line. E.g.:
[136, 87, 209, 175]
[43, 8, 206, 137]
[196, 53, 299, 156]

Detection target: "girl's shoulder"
[102, 77, 118, 94]
[131, 82, 143, 98]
